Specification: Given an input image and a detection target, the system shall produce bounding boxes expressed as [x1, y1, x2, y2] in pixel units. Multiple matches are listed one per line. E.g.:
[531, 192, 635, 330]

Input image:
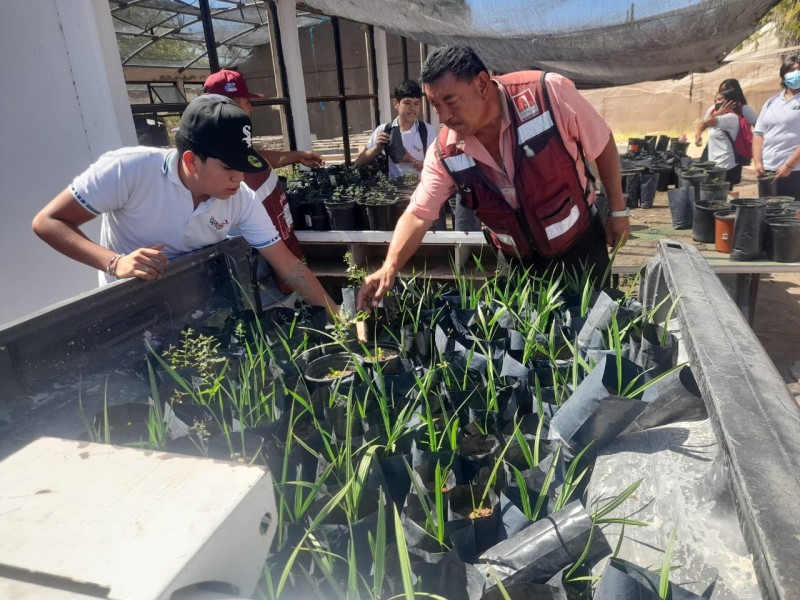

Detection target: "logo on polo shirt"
[224, 82, 238, 93]
[209, 216, 230, 231]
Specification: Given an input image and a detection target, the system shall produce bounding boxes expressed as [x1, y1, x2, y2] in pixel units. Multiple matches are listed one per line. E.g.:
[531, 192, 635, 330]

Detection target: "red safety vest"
[244, 168, 303, 294]
[437, 71, 594, 259]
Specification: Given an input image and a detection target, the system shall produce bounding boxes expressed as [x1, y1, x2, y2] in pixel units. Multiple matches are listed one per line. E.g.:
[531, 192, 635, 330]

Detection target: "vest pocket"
[530, 187, 591, 256]
[473, 206, 533, 259]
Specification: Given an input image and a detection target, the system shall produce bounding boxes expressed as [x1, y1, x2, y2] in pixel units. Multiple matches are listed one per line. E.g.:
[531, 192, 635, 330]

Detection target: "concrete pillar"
[373, 28, 392, 125]
[275, 0, 312, 149]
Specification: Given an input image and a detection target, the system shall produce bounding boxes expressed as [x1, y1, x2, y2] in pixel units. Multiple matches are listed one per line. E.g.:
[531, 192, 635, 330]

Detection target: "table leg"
[734, 273, 760, 326]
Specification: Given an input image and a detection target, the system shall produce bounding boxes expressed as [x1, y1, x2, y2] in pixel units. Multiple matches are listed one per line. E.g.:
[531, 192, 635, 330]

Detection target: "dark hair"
[420, 45, 488, 85]
[175, 131, 211, 161]
[717, 78, 748, 105]
[394, 80, 423, 100]
[779, 54, 800, 88]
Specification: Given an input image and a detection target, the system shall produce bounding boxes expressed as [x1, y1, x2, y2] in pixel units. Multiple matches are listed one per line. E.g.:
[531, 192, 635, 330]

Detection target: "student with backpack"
[694, 89, 753, 188]
[355, 80, 435, 179]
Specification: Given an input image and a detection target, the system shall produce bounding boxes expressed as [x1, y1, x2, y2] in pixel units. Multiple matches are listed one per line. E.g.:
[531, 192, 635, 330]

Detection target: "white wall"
[0, 0, 135, 326]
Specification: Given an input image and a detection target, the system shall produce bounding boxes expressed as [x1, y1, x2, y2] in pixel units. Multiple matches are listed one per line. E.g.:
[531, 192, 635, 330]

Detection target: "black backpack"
[376, 121, 430, 176]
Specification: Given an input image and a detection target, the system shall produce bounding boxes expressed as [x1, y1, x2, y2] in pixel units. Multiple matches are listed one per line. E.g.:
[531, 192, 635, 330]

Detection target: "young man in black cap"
[32, 95, 337, 316]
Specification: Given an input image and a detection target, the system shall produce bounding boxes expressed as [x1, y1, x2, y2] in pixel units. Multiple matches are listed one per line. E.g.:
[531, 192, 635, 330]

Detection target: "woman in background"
[753, 55, 800, 201]
[704, 79, 758, 125]
[695, 90, 744, 187]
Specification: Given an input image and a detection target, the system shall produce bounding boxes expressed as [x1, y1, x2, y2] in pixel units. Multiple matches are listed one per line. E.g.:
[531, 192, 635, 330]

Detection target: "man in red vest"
[204, 69, 325, 295]
[358, 46, 630, 309]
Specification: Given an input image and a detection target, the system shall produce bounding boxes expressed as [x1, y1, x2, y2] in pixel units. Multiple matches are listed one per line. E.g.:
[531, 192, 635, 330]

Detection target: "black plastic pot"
[692, 201, 729, 243]
[649, 163, 673, 192]
[478, 501, 610, 586]
[639, 172, 657, 209]
[627, 138, 647, 154]
[594, 558, 704, 600]
[699, 181, 730, 203]
[621, 168, 644, 208]
[448, 483, 501, 555]
[669, 138, 690, 155]
[678, 168, 707, 203]
[548, 355, 646, 454]
[757, 172, 777, 197]
[730, 198, 766, 261]
[765, 217, 800, 262]
[324, 198, 357, 230]
[302, 198, 329, 230]
[303, 352, 364, 390]
[366, 199, 398, 230]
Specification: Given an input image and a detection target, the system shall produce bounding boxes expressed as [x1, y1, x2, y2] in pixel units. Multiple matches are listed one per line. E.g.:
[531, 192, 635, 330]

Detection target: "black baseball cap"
[178, 95, 268, 173]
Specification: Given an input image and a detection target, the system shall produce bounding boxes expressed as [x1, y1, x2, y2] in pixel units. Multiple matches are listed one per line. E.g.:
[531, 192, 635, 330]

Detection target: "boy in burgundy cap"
[203, 69, 324, 294]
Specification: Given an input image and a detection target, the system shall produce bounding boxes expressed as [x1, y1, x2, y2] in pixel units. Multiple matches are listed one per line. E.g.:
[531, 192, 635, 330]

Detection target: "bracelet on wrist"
[106, 254, 123, 277]
[608, 208, 631, 218]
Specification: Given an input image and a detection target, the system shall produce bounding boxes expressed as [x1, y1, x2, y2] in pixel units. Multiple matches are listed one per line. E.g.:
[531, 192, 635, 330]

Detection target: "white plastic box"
[0, 437, 276, 599]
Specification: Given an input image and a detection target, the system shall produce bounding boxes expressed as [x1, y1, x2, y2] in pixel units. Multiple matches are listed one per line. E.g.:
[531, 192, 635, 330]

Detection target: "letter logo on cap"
[242, 125, 252, 148]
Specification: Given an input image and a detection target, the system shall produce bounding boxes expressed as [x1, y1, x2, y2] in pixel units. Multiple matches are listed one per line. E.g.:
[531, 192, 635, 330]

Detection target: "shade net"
[109, 0, 780, 88]
[301, 0, 780, 87]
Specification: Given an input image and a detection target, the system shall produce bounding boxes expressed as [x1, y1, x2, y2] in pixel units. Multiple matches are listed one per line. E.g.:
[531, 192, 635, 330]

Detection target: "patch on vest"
[512, 89, 539, 121]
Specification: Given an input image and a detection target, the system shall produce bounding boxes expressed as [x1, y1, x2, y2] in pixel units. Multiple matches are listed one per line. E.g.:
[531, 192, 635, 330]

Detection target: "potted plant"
[324, 184, 359, 230]
[363, 189, 398, 231]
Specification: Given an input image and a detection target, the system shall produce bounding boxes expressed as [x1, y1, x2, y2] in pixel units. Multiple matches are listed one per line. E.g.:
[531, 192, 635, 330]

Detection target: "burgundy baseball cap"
[203, 69, 264, 99]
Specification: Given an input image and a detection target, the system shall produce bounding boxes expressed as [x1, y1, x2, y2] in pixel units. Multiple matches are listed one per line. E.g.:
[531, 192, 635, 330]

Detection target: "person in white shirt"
[32, 95, 337, 317]
[355, 80, 435, 179]
[695, 79, 756, 188]
[753, 55, 800, 201]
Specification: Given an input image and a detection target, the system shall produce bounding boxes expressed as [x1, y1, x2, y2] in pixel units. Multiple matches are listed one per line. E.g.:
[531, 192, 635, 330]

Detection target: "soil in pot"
[649, 163, 673, 192]
[303, 352, 364, 390]
[361, 343, 405, 375]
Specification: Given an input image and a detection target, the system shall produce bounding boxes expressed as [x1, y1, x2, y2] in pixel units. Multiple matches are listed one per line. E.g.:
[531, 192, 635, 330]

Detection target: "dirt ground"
[628, 166, 800, 401]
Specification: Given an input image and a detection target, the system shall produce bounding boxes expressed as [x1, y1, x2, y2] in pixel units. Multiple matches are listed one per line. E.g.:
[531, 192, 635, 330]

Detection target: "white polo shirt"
[365, 119, 435, 179]
[69, 147, 279, 284]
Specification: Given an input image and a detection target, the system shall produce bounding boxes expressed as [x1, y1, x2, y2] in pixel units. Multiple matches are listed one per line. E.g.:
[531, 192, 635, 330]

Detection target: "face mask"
[784, 70, 800, 90]
[714, 102, 723, 111]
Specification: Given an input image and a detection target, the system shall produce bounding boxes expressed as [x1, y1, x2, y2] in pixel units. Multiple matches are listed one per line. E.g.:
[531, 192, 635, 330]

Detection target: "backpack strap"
[419, 121, 429, 151]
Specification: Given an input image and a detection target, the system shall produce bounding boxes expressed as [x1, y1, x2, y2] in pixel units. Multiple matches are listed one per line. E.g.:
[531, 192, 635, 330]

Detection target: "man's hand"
[357, 265, 397, 311]
[375, 131, 390, 148]
[605, 217, 631, 249]
[116, 244, 168, 280]
[401, 152, 423, 170]
[297, 151, 325, 169]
